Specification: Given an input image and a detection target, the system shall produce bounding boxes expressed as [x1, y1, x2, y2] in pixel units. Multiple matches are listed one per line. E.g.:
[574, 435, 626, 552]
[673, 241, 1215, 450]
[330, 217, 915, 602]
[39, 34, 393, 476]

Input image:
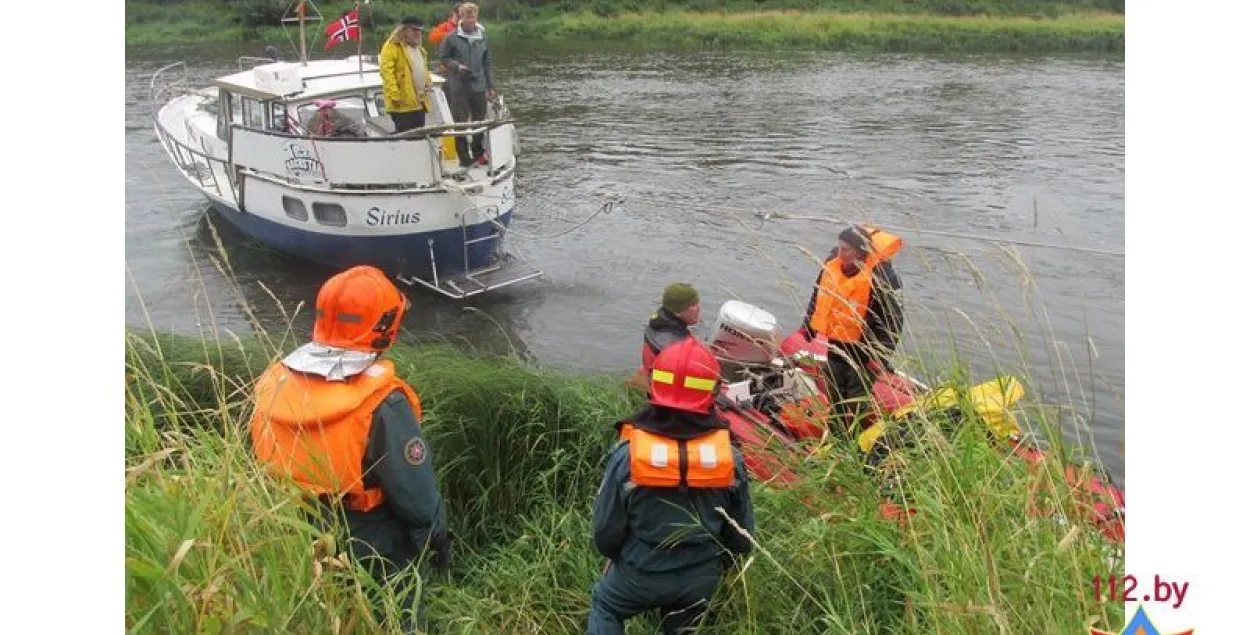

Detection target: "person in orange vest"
[249, 265, 449, 634]
[801, 224, 905, 423]
[589, 338, 756, 635]
[428, 3, 461, 48]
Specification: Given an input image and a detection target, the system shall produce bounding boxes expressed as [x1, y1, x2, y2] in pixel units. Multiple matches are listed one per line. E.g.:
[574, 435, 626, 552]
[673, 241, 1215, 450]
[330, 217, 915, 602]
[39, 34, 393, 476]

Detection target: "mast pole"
[298, 0, 308, 65]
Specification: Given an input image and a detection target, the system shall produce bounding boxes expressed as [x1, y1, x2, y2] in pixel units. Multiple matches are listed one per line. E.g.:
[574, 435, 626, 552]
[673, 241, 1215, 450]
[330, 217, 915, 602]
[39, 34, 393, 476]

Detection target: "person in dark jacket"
[640, 282, 702, 377]
[801, 225, 905, 424]
[437, 2, 496, 167]
[589, 338, 755, 635]
[250, 265, 450, 634]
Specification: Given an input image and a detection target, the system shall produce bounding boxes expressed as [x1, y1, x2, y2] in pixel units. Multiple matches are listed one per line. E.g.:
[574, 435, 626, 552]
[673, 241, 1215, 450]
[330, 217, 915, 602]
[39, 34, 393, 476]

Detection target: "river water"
[125, 41, 1125, 484]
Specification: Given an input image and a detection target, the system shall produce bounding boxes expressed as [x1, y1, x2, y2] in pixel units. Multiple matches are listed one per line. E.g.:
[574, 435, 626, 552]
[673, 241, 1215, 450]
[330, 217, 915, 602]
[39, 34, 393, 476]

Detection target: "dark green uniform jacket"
[592, 405, 755, 573]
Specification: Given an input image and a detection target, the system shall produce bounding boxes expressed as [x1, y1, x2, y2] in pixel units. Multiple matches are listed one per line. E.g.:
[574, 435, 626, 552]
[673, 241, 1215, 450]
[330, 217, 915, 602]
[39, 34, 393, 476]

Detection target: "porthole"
[282, 196, 308, 221]
[312, 202, 348, 227]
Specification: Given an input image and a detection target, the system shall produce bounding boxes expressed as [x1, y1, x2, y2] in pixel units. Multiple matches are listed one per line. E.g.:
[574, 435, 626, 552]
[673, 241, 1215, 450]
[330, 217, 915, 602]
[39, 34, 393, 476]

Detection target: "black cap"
[838, 225, 871, 255]
[401, 16, 424, 28]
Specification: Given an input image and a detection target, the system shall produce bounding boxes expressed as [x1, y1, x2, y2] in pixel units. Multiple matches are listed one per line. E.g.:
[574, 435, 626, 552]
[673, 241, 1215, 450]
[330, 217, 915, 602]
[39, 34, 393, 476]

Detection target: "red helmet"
[649, 338, 722, 414]
[312, 265, 410, 353]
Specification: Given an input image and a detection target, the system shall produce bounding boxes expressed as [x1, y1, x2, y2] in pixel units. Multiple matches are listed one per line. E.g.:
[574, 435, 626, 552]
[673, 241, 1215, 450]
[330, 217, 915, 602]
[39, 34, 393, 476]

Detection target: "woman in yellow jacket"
[379, 17, 435, 133]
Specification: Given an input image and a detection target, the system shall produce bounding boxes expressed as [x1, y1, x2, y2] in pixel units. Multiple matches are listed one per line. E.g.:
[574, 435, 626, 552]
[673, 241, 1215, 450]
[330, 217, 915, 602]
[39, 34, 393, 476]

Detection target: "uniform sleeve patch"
[404, 437, 428, 466]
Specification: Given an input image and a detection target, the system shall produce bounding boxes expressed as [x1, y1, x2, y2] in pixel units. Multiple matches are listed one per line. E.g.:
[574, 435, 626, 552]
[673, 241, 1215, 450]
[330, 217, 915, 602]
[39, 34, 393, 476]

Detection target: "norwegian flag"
[324, 9, 360, 50]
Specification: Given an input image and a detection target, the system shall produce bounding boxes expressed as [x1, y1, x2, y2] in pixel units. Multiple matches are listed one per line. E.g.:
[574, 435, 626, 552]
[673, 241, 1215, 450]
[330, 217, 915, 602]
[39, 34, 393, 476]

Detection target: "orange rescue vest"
[617, 423, 735, 489]
[250, 358, 423, 512]
[808, 227, 902, 344]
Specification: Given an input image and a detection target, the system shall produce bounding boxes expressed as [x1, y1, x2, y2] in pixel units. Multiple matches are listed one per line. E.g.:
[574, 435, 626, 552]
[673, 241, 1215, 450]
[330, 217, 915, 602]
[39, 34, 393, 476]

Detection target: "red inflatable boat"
[701, 300, 1125, 544]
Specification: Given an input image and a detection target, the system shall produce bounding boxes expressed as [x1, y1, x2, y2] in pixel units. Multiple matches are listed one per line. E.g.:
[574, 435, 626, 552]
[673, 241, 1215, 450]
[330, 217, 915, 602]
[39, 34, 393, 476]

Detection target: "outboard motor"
[706, 300, 780, 376]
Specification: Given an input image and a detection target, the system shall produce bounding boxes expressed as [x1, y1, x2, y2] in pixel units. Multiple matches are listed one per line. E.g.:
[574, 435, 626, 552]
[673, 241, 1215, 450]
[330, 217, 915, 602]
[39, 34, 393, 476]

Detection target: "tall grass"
[124, 0, 1124, 52]
[126, 319, 1124, 633]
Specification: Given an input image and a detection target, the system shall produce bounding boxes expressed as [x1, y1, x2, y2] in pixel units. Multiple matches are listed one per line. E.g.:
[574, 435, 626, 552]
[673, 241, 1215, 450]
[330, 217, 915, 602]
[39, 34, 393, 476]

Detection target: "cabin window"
[312, 202, 348, 227]
[216, 90, 233, 140]
[241, 97, 268, 130]
[269, 102, 292, 133]
[282, 196, 308, 221]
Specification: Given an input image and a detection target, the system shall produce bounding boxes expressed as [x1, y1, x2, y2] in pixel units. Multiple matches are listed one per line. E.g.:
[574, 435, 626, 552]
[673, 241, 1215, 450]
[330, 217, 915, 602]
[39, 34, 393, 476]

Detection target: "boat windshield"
[293, 96, 369, 137]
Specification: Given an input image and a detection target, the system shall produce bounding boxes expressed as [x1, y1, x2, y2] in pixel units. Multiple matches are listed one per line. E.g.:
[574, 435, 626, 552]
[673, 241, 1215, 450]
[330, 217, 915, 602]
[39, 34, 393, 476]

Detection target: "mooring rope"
[616, 194, 1126, 258]
[451, 189, 1124, 258]
[487, 199, 621, 239]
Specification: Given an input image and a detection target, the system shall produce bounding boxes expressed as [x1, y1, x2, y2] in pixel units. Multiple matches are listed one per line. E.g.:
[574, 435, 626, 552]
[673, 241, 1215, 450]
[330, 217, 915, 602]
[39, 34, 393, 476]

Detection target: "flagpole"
[355, 0, 363, 78]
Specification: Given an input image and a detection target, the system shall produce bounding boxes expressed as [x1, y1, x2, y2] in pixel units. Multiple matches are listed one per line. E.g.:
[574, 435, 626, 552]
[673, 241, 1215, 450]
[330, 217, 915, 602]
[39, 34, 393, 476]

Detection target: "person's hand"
[487, 89, 498, 101]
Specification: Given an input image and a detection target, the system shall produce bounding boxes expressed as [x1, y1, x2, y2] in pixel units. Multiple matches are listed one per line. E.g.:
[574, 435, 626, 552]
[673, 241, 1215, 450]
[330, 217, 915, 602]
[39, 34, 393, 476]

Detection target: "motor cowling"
[706, 300, 780, 365]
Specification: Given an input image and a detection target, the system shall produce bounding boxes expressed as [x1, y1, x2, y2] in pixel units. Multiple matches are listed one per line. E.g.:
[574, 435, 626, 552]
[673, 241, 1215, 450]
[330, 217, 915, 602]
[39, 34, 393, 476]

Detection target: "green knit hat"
[661, 282, 700, 314]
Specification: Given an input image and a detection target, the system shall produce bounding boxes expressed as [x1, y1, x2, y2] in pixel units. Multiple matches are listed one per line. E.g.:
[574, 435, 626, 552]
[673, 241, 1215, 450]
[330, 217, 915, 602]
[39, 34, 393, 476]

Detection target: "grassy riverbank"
[125, 328, 1124, 634]
[125, 0, 1123, 52]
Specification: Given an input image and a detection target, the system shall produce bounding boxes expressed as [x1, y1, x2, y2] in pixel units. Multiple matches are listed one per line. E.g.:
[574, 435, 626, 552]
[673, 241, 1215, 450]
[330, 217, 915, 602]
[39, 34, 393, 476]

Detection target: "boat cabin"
[210, 58, 456, 140]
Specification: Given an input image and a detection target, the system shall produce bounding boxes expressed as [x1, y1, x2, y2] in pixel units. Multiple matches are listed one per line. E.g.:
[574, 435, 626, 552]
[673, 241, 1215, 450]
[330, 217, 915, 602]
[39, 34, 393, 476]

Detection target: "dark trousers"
[390, 110, 426, 133]
[587, 562, 721, 635]
[448, 89, 488, 165]
[824, 341, 876, 433]
[310, 503, 430, 634]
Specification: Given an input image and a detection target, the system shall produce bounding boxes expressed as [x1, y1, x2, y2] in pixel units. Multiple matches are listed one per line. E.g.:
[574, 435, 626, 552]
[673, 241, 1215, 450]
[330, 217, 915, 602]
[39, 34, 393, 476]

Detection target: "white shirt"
[404, 45, 428, 95]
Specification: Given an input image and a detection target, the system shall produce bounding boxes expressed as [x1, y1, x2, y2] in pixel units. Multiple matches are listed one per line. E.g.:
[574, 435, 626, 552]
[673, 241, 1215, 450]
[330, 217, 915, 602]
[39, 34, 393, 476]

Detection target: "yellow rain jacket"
[379, 39, 434, 114]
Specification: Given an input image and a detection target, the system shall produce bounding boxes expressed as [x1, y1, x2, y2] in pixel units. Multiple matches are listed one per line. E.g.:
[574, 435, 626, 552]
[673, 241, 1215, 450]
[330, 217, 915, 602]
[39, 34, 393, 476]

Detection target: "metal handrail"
[153, 119, 236, 201]
[238, 56, 278, 71]
[391, 118, 517, 140]
[148, 61, 188, 118]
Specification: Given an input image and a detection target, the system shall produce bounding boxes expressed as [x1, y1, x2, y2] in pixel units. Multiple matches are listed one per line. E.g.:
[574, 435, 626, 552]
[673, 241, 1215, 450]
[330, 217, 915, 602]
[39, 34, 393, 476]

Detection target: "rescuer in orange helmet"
[589, 338, 755, 635]
[249, 265, 448, 633]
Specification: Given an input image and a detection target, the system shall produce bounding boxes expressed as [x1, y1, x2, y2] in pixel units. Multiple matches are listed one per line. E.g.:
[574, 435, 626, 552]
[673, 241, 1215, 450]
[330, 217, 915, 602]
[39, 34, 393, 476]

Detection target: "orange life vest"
[429, 19, 456, 47]
[617, 423, 735, 489]
[249, 358, 422, 512]
[808, 227, 902, 344]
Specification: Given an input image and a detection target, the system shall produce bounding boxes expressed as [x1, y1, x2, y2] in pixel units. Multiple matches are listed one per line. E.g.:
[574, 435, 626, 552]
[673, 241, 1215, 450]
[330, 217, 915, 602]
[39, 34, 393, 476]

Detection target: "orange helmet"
[649, 338, 722, 414]
[312, 265, 410, 353]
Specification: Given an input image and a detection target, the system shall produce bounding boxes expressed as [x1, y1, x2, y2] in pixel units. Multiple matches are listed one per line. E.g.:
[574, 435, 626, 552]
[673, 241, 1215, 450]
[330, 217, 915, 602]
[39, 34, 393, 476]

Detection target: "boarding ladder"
[396, 202, 543, 299]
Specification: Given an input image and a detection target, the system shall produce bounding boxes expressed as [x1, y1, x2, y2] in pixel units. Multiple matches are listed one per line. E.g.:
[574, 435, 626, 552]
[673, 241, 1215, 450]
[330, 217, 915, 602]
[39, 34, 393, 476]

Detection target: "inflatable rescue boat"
[698, 300, 1125, 544]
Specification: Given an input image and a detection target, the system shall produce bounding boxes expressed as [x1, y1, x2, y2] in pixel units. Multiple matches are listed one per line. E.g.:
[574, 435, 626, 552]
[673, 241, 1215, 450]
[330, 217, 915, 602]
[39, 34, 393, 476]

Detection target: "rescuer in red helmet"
[249, 265, 449, 634]
[588, 338, 756, 635]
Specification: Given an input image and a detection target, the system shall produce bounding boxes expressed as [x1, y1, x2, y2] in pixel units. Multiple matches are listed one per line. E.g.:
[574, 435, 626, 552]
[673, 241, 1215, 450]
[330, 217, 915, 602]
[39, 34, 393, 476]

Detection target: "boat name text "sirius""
[283, 142, 326, 179]
[366, 207, 422, 226]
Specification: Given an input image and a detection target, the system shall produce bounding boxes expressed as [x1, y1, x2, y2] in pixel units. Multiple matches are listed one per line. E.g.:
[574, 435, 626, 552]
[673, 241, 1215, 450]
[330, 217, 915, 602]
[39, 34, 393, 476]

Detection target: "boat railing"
[237, 56, 280, 71]
[152, 117, 237, 202]
[391, 118, 515, 141]
[148, 61, 190, 118]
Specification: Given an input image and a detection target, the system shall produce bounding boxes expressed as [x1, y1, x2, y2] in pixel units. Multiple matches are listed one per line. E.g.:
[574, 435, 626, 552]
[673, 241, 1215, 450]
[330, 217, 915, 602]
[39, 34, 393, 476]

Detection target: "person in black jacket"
[640, 282, 702, 376]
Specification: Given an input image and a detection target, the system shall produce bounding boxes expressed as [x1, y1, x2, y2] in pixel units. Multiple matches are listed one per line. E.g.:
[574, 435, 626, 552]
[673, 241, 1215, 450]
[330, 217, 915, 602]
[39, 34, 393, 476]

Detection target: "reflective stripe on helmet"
[316, 309, 363, 324]
[683, 376, 717, 392]
[652, 369, 675, 384]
